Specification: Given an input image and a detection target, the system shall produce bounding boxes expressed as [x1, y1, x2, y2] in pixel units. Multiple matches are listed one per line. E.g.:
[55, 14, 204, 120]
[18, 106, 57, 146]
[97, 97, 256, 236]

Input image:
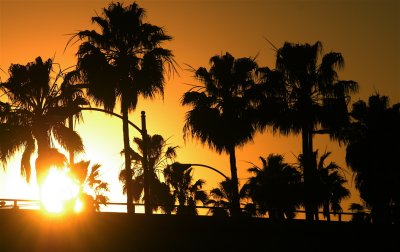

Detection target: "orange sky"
[0, 0, 399, 212]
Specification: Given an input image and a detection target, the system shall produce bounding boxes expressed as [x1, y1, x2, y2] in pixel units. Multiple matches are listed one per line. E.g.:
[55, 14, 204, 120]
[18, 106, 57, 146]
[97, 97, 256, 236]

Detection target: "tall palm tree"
[344, 94, 400, 223]
[72, 1, 175, 213]
[241, 154, 302, 220]
[164, 162, 208, 215]
[181, 52, 261, 216]
[69, 160, 109, 212]
[262, 41, 358, 220]
[298, 150, 350, 221]
[0, 57, 84, 189]
[119, 134, 177, 214]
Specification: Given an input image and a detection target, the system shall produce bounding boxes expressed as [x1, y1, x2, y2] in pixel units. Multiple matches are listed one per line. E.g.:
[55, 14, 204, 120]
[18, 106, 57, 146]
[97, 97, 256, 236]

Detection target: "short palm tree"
[119, 134, 177, 214]
[262, 41, 358, 220]
[182, 52, 261, 216]
[164, 162, 208, 215]
[72, 1, 175, 213]
[206, 179, 236, 217]
[0, 57, 84, 189]
[69, 160, 109, 212]
[298, 150, 350, 221]
[241, 154, 302, 220]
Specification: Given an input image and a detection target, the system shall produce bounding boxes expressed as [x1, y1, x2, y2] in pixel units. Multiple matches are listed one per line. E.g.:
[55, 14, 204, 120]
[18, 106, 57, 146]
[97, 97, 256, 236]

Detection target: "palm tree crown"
[0, 57, 84, 185]
[73, 1, 175, 112]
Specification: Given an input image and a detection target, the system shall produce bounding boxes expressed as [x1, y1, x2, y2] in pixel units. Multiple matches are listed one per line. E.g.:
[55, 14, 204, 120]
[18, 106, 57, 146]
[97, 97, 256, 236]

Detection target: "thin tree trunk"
[228, 146, 241, 217]
[308, 128, 319, 221]
[302, 127, 314, 221]
[122, 101, 134, 214]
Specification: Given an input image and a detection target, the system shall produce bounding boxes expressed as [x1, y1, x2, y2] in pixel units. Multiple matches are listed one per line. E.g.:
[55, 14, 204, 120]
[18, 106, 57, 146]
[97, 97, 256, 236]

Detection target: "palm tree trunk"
[302, 126, 314, 221]
[34, 129, 51, 210]
[34, 130, 51, 185]
[122, 101, 134, 214]
[68, 114, 75, 165]
[308, 128, 319, 221]
[228, 146, 241, 217]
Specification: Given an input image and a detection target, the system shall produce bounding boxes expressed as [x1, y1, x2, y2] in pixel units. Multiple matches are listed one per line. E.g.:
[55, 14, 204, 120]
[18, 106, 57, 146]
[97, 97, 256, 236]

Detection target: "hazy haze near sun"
[0, 0, 398, 210]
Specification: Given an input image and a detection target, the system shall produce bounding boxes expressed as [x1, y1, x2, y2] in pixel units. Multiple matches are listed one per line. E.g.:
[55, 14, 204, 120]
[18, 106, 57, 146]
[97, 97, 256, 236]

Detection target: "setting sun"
[40, 168, 82, 214]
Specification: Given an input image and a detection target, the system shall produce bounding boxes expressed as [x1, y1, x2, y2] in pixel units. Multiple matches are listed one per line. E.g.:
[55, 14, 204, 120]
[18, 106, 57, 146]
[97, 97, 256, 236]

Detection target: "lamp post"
[75, 106, 150, 215]
[65, 83, 151, 214]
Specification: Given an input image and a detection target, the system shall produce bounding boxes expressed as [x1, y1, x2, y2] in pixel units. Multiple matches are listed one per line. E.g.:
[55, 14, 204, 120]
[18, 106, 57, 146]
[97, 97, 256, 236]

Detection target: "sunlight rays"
[40, 167, 81, 214]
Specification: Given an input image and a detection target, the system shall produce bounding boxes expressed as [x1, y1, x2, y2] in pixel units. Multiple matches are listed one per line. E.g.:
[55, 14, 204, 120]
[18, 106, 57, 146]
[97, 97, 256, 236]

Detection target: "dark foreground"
[0, 210, 398, 252]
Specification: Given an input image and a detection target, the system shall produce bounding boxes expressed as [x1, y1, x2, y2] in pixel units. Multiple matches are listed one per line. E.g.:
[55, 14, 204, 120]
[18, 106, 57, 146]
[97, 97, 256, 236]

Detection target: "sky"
[0, 0, 399, 214]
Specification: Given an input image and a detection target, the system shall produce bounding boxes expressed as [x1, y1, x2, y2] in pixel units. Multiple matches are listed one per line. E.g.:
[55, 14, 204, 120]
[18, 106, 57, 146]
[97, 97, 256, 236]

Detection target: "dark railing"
[0, 198, 363, 222]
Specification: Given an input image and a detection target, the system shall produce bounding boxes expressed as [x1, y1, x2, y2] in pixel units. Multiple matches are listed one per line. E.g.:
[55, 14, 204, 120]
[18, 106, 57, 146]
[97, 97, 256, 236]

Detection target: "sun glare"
[40, 168, 81, 214]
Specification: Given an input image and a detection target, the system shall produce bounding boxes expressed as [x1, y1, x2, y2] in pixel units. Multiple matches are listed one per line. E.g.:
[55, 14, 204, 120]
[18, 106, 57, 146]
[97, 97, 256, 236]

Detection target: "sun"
[40, 167, 83, 214]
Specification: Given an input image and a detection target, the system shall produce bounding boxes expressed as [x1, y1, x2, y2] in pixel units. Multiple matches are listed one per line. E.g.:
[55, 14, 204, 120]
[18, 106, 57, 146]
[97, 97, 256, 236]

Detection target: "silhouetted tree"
[260, 41, 358, 220]
[164, 162, 208, 215]
[182, 52, 261, 216]
[72, 1, 175, 213]
[206, 179, 236, 217]
[241, 154, 302, 220]
[344, 94, 400, 223]
[70, 160, 109, 212]
[298, 150, 350, 221]
[0, 57, 84, 189]
[119, 134, 177, 214]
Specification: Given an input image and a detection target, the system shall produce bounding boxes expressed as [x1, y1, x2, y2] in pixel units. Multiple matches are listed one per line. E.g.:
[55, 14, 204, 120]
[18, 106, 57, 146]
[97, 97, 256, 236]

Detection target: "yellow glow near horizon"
[40, 168, 81, 214]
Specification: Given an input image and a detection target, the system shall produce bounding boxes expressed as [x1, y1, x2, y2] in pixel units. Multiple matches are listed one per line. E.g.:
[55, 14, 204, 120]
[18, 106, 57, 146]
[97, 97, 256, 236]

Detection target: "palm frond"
[52, 124, 84, 154]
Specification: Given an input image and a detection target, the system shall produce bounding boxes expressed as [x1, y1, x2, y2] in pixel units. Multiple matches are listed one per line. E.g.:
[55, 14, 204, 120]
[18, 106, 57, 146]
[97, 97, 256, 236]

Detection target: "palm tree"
[72, 1, 175, 213]
[344, 94, 400, 223]
[241, 154, 302, 220]
[206, 179, 235, 217]
[298, 150, 350, 221]
[69, 160, 109, 212]
[164, 162, 208, 215]
[262, 41, 358, 220]
[0, 57, 84, 190]
[181, 52, 261, 216]
[119, 134, 177, 214]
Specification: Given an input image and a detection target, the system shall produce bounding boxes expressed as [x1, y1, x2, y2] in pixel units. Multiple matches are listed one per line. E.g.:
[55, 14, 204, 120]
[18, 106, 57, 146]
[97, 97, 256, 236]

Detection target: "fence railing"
[0, 198, 361, 222]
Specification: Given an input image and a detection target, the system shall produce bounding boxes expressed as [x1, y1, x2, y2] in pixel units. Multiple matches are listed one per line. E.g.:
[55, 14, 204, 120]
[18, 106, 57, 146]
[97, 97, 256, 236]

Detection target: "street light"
[75, 106, 151, 215]
[66, 84, 151, 215]
[169, 162, 229, 181]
